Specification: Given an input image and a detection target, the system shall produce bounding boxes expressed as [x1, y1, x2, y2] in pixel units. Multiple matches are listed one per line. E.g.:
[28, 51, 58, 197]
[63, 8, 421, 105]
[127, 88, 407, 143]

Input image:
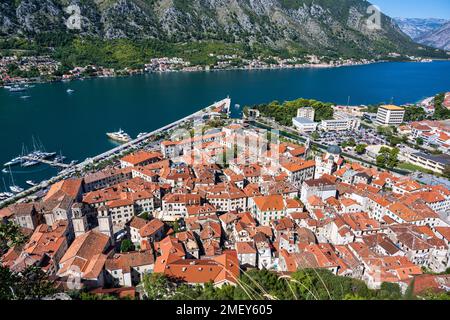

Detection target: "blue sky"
[371, 0, 450, 19]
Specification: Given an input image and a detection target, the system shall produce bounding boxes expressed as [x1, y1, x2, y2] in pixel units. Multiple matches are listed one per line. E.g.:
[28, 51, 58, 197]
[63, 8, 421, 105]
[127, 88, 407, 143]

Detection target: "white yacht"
[26, 180, 38, 187]
[67, 89, 75, 94]
[10, 185, 24, 193]
[106, 129, 131, 143]
[30, 150, 56, 159]
[137, 132, 148, 139]
[7, 164, 23, 193]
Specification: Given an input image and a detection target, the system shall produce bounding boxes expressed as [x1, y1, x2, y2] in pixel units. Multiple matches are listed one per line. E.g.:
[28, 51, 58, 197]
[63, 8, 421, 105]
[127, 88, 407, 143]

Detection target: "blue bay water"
[0, 61, 449, 188]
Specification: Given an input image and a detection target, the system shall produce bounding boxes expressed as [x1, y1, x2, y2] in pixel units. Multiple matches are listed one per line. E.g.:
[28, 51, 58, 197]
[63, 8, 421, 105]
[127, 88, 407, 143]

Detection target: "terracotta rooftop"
[105, 250, 155, 273]
[121, 151, 162, 166]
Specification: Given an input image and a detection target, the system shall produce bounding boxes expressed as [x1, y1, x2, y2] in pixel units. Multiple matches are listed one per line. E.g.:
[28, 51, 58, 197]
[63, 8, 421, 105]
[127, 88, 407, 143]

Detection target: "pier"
[20, 156, 73, 169]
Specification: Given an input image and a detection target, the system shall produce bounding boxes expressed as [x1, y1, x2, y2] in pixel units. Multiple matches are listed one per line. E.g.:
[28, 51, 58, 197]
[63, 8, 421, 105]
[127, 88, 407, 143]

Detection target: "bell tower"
[97, 205, 114, 245]
[72, 203, 88, 238]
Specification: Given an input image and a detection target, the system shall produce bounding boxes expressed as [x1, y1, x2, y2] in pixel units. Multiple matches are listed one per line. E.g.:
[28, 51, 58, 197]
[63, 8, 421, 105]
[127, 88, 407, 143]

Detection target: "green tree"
[389, 135, 406, 147]
[404, 106, 427, 122]
[422, 291, 450, 300]
[253, 98, 334, 126]
[376, 282, 402, 300]
[377, 147, 399, 168]
[0, 265, 19, 300]
[433, 93, 450, 120]
[443, 165, 450, 179]
[415, 137, 424, 146]
[388, 148, 400, 168]
[120, 239, 134, 253]
[342, 138, 356, 148]
[311, 132, 320, 140]
[140, 212, 150, 221]
[355, 144, 367, 155]
[143, 273, 172, 300]
[0, 222, 27, 255]
[0, 265, 56, 300]
[80, 292, 119, 300]
[168, 220, 181, 234]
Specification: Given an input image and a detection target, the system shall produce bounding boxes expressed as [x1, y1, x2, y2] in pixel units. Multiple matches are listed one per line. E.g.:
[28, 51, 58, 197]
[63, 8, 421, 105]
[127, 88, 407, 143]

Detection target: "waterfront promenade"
[0, 98, 231, 209]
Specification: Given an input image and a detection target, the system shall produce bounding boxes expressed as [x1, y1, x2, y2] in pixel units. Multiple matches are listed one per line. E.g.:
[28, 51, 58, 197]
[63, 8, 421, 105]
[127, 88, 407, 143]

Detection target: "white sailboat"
[8, 167, 23, 193]
[0, 178, 14, 199]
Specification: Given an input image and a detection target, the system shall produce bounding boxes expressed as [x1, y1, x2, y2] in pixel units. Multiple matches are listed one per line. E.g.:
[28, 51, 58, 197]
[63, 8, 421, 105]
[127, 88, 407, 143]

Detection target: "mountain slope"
[416, 21, 450, 51]
[0, 0, 445, 58]
[394, 17, 448, 40]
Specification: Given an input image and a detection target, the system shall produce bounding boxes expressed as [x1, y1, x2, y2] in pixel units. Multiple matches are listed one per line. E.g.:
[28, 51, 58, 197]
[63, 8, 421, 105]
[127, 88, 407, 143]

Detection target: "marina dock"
[0, 98, 231, 208]
[20, 156, 72, 169]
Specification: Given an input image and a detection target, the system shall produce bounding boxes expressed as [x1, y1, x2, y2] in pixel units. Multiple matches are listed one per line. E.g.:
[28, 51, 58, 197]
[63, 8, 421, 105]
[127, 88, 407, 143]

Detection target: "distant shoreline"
[0, 58, 411, 88]
[7, 57, 438, 88]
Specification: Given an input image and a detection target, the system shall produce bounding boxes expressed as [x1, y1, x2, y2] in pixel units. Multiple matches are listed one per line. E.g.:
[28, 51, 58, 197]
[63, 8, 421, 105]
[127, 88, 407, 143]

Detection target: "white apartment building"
[319, 112, 360, 132]
[375, 105, 405, 126]
[403, 152, 450, 174]
[107, 199, 136, 226]
[292, 117, 319, 133]
[297, 107, 315, 121]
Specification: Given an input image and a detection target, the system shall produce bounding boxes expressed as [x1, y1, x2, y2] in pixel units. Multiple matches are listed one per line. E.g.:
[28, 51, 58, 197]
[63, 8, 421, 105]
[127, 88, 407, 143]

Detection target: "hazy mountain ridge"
[416, 21, 450, 51]
[394, 17, 448, 40]
[0, 0, 445, 57]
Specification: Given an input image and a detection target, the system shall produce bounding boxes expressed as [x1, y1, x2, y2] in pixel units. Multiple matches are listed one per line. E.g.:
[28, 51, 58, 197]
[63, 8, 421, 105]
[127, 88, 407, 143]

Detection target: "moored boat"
[106, 129, 131, 143]
[10, 185, 24, 193]
[4, 156, 23, 167]
[9, 86, 27, 92]
[22, 160, 39, 167]
[26, 180, 38, 187]
[137, 132, 148, 139]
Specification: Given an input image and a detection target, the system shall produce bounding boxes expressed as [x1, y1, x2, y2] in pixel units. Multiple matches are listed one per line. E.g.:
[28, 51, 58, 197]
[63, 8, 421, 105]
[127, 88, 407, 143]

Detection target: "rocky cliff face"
[0, 0, 438, 56]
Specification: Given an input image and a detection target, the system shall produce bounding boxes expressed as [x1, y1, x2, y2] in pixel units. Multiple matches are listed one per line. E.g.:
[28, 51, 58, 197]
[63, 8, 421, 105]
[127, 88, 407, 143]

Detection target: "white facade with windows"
[375, 105, 405, 126]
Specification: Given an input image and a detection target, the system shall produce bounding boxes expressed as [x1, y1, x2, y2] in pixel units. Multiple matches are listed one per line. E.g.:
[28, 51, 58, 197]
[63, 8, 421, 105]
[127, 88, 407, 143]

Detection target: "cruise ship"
[106, 129, 131, 143]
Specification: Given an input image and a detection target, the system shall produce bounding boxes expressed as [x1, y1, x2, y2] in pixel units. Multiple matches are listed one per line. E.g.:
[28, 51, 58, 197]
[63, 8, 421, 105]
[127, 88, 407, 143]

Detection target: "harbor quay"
[0, 98, 232, 209]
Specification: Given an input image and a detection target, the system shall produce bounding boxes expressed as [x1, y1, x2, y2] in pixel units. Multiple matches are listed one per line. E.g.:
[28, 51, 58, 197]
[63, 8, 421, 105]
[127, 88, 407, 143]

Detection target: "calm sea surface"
[1, 61, 449, 188]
